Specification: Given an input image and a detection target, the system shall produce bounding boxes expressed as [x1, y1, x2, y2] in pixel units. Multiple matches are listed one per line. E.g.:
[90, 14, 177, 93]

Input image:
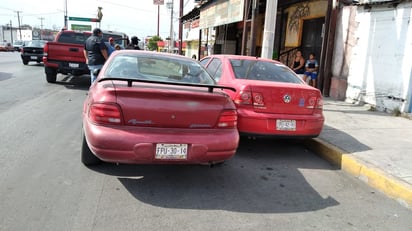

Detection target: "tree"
[147, 36, 162, 51]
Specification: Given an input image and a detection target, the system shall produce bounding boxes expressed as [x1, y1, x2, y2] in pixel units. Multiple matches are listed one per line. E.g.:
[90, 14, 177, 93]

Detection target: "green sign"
[71, 24, 92, 31]
[69, 16, 100, 22]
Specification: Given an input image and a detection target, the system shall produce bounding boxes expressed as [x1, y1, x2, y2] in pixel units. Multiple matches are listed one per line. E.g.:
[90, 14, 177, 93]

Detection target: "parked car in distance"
[82, 50, 239, 166]
[0, 42, 13, 52]
[12, 40, 25, 51]
[200, 54, 324, 138]
[20, 40, 47, 65]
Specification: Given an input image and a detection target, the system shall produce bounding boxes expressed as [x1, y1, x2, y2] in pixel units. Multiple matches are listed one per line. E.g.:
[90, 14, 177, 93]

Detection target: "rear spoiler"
[98, 77, 236, 93]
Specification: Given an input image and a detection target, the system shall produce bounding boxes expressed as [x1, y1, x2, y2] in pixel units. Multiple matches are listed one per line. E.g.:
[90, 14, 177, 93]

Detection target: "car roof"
[205, 54, 283, 64]
[114, 50, 195, 61]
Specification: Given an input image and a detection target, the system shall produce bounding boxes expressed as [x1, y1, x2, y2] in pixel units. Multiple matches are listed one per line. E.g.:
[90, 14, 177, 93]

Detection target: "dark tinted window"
[57, 32, 91, 45]
[13, 40, 24, 45]
[230, 59, 302, 84]
[26, 40, 47, 47]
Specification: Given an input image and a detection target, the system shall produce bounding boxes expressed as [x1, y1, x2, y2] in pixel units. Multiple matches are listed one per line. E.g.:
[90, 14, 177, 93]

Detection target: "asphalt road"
[0, 52, 411, 231]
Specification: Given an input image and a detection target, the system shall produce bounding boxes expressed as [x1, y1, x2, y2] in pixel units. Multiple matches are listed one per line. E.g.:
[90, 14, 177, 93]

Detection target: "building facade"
[181, 0, 412, 113]
[332, 1, 412, 113]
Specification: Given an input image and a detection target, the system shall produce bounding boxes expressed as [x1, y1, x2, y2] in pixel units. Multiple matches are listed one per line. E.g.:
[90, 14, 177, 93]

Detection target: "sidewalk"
[304, 97, 412, 209]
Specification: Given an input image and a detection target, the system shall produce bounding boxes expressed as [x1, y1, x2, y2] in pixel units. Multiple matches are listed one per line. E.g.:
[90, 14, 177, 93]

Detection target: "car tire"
[45, 67, 57, 83]
[22, 59, 29, 65]
[81, 132, 101, 166]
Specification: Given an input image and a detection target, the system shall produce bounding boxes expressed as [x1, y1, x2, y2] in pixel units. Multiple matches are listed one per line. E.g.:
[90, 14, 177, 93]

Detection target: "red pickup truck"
[43, 30, 91, 83]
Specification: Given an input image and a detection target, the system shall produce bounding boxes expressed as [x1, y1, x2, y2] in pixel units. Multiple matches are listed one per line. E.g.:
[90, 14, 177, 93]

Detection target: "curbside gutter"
[303, 138, 412, 209]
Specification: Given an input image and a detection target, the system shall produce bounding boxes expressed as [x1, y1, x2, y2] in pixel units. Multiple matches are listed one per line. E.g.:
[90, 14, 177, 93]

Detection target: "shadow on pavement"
[54, 74, 91, 90]
[0, 72, 13, 81]
[324, 107, 390, 117]
[89, 138, 339, 213]
[319, 125, 371, 153]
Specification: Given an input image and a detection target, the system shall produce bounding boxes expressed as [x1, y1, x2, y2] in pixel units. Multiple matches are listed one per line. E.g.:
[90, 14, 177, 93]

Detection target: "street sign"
[68, 16, 100, 22]
[71, 24, 92, 31]
[153, 0, 164, 5]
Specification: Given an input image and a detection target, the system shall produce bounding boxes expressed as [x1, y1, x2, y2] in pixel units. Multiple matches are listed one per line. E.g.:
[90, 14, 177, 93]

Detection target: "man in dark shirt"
[126, 36, 141, 50]
[83, 28, 108, 83]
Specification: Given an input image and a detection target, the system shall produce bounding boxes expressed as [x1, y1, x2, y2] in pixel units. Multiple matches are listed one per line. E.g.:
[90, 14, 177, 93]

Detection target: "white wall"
[346, 2, 412, 113]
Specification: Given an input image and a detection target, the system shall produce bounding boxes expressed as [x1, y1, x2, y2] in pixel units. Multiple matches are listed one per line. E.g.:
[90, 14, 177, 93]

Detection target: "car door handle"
[69, 48, 79, 52]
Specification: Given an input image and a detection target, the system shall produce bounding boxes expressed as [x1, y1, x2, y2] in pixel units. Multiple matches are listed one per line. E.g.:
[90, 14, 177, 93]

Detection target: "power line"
[97, 0, 158, 14]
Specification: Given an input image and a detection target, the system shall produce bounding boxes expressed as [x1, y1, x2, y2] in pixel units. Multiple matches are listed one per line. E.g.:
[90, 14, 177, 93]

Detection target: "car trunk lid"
[238, 81, 321, 115]
[113, 82, 231, 128]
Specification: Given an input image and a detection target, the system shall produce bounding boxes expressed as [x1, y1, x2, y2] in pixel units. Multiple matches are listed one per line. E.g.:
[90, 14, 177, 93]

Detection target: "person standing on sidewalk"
[83, 28, 108, 84]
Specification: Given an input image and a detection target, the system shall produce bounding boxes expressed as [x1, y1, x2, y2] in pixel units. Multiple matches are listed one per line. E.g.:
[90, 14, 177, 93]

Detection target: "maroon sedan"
[82, 51, 239, 165]
[200, 54, 324, 138]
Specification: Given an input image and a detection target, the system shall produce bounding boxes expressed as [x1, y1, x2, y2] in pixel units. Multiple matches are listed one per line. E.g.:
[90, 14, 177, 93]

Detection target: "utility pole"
[64, 0, 68, 29]
[15, 11, 22, 41]
[157, 5, 160, 37]
[39, 17, 44, 29]
[178, 0, 183, 55]
[261, 0, 278, 59]
[153, 0, 164, 38]
[248, 0, 258, 56]
[241, 0, 251, 55]
[167, 0, 174, 53]
[9, 20, 13, 43]
[39, 17, 44, 39]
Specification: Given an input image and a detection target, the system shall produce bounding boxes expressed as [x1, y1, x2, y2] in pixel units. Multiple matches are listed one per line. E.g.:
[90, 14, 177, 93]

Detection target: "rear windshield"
[13, 41, 24, 45]
[230, 59, 303, 84]
[105, 53, 216, 85]
[26, 40, 46, 47]
[57, 32, 90, 45]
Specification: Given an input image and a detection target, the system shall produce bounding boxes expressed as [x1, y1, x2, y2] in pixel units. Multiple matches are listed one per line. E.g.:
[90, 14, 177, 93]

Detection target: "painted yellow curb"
[304, 138, 412, 209]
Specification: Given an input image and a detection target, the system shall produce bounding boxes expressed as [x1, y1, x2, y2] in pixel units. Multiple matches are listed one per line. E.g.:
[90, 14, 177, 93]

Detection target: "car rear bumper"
[43, 58, 89, 75]
[21, 54, 43, 62]
[236, 108, 324, 138]
[83, 120, 239, 164]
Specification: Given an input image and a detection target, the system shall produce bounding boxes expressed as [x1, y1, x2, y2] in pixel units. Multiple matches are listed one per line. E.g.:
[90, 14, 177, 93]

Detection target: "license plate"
[30, 56, 37, 60]
[69, 63, 79, 68]
[276, 120, 296, 131]
[155, 144, 188, 160]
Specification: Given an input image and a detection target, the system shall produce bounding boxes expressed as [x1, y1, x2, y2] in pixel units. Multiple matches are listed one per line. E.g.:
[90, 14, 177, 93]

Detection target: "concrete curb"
[303, 138, 412, 209]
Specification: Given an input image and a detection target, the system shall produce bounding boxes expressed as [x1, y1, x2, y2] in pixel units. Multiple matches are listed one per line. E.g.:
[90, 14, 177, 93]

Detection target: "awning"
[181, 7, 200, 23]
[199, 0, 244, 29]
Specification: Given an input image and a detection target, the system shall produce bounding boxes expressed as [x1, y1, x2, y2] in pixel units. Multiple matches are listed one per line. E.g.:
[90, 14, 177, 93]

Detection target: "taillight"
[252, 93, 264, 106]
[88, 103, 123, 125]
[217, 110, 237, 128]
[307, 97, 323, 110]
[234, 90, 252, 105]
[234, 90, 264, 107]
[316, 97, 323, 109]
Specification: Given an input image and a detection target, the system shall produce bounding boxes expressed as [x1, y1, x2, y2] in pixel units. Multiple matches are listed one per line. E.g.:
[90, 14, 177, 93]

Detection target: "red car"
[200, 54, 324, 138]
[0, 42, 13, 52]
[82, 51, 239, 165]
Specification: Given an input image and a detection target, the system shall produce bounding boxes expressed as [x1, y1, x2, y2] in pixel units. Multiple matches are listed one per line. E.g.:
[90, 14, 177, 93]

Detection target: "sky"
[0, 0, 195, 39]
